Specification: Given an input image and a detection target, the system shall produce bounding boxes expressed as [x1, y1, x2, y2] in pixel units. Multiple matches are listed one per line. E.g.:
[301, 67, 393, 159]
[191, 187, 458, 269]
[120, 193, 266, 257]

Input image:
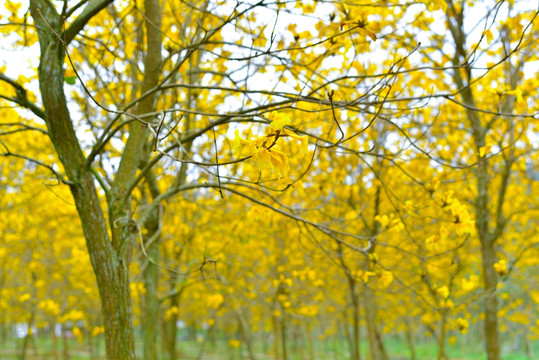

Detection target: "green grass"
[1, 332, 537, 359]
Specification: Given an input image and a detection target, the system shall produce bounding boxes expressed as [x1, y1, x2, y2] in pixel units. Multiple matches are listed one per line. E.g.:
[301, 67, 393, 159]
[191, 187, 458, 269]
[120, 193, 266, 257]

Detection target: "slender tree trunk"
[479, 222, 500, 360]
[237, 312, 257, 360]
[142, 174, 162, 360]
[20, 322, 33, 360]
[21, 273, 37, 360]
[404, 317, 416, 360]
[272, 314, 280, 360]
[143, 256, 159, 360]
[436, 310, 448, 360]
[62, 326, 69, 360]
[445, 4, 501, 357]
[348, 278, 361, 360]
[363, 184, 388, 360]
[280, 316, 288, 360]
[363, 284, 388, 360]
[306, 323, 314, 360]
[51, 323, 59, 360]
[164, 293, 181, 360]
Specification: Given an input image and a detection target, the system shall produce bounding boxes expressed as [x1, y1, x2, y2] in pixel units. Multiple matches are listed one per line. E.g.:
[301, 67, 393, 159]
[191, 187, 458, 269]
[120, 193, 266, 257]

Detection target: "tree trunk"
[363, 284, 388, 360]
[280, 316, 288, 360]
[164, 293, 181, 360]
[348, 278, 361, 360]
[28, 0, 161, 357]
[142, 238, 159, 360]
[404, 317, 416, 360]
[363, 184, 387, 360]
[272, 314, 280, 360]
[479, 224, 500, 360]
[436, 310, 448, 360]
[51, 323, 59, 360]
[62, 326, 69, 360]
[142, 174, 162, 360]
[445, 4, 501, 358]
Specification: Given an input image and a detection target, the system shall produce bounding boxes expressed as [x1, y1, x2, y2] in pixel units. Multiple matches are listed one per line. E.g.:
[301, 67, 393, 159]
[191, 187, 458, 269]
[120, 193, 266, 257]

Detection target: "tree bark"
[29, 1, 136, 353]
[436, 310, 448, 360]
[404, 317, 416, 360]
[363, 184, 388, 360]
[445, 3, 501, 359]
[363, 284, 388, 360]
[28, 0, 161, 357]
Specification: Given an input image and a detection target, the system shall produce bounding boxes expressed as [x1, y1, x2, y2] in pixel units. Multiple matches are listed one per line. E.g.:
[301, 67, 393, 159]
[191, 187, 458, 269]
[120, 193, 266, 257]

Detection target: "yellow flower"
[493, 259, 508, 276]
[479, 145, 491, 158]
[340, 12, 377, 41]
[437, 285, 449, 299]
[164, 306, 179, 321]
[91, 326, 104, 337]
[298, 305, 319, 317]
[379, 271, 393, 288]
[269, 111, 291, 131]
[229, 339, 241, 348]
[375, 214, 389, 228]
[456, 317, 469, 334]
[233, 129, 249, 152]
[363, 271, 376, 283]
[505, 88, 524, 104]
[482, 29, 494, 44]
[206, 293, 224, 309]
[461, 275, 479, 292]
[425, 0, 448, 12]
[72, 326, 83, 343]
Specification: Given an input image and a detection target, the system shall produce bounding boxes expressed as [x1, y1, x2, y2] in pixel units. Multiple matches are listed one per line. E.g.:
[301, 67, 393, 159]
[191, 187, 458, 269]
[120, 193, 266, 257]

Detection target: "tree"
[1, 1, 538, 360]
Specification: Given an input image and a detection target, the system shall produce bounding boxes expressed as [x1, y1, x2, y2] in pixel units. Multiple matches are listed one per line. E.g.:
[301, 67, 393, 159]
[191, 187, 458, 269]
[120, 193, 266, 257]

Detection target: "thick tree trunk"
[29, 0, 161, 357]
